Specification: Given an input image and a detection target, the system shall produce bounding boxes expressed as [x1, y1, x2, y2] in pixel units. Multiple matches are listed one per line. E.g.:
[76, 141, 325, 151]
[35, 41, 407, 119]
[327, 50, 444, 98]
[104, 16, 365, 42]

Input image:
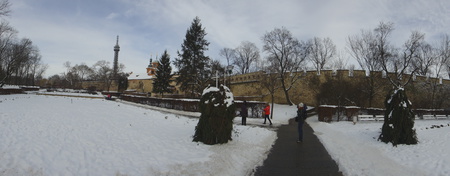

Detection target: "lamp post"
[226, 65, 234, 87]
[212, 71, 219, 87]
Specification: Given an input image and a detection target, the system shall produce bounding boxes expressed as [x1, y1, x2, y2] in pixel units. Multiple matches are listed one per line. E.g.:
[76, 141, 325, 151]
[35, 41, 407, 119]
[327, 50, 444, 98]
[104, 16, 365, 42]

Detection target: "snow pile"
[0, 85, 21, 89]
[37, 90, 103, 98]
[202, 85, 234, 107]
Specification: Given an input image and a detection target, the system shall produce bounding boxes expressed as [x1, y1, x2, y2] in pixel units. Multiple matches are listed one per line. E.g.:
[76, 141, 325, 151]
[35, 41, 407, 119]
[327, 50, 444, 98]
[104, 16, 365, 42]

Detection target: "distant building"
[127, 58, 158, 93]
[127, 58, 182, 97]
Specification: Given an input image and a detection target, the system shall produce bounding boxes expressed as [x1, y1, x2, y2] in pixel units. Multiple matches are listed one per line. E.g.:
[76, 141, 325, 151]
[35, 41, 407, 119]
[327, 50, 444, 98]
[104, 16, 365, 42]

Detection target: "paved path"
[254, 118, 342, 176]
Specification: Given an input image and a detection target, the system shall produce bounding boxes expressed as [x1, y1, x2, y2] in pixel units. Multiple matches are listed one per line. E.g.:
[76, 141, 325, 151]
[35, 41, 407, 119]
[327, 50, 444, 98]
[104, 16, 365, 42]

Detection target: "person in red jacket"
[263, 103, 272, 125]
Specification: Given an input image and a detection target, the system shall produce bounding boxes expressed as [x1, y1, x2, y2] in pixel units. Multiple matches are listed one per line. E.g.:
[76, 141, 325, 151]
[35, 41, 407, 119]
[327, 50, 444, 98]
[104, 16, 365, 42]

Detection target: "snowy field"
[0, 93, 283, 176]
[308, 117, 450, 176]
[1, 92, 449, 176]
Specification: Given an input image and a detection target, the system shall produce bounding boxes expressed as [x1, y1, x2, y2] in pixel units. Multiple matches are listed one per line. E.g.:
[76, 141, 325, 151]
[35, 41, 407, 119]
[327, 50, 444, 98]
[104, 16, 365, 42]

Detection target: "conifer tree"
[193, 85, 235, 145]
[152, 50, 173, 97]
[174, 16, 211, 98]
[374, 22, 421, 146]
[379, 88, 418, 146]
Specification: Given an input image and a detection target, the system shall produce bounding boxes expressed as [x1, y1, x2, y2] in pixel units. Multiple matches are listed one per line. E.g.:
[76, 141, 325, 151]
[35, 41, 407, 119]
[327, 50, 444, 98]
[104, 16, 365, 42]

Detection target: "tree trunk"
[270, 94, 275, 119]
[280, 76, 294, 105]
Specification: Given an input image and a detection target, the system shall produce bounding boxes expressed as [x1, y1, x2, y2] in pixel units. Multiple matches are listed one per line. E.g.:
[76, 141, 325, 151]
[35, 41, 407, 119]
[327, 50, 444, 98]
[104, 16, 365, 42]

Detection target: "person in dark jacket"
[241, 101, 248, 125]
[296, 103, 307, 143]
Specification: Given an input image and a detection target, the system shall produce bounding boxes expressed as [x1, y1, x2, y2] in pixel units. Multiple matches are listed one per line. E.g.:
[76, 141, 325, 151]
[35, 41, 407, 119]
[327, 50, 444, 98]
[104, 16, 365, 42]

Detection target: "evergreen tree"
[374, 22, 421, 146]
[152, 50, 173, 97]
[174, 16, 211, 98]
[193, 85, 236, 145]
[379, 88, 418, 146]
[117, 72, 129, 92]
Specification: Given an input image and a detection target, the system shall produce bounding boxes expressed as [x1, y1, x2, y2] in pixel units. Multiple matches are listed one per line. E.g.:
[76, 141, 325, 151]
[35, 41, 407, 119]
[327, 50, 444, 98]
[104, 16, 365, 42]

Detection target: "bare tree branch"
[232, 41, 260, 74]
[309, 37, 336, 72]
[261, 27, 309, 105]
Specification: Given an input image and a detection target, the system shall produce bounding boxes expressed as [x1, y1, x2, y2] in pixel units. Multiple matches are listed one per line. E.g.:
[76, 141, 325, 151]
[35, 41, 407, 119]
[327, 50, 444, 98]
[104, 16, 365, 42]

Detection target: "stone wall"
[228, 69, 449, 108]
[82, 69, 449, 109]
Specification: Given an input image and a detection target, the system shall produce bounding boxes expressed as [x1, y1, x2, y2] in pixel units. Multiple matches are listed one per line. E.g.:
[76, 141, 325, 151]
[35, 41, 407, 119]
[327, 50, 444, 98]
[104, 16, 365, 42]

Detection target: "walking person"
[241, 101, 248, 125]
[296, 103, 307, 143]
[263, 103, 272, 125]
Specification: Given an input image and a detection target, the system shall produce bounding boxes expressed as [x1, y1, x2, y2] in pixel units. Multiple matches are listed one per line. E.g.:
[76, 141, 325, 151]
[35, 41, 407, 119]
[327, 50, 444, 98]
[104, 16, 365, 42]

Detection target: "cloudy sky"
[8, 0, 450, 77]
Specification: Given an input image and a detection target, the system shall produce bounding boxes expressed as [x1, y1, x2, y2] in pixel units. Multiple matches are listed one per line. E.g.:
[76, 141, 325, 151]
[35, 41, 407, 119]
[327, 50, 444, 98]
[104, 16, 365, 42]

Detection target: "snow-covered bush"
[379, 88, 418, 146]
[193, 85, 236, 145]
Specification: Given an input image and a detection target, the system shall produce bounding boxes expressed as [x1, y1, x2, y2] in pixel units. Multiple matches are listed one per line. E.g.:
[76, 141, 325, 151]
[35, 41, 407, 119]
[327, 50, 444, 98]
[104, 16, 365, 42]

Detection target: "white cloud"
[7, 0, 450, 77]
[106, 12, 119, 20]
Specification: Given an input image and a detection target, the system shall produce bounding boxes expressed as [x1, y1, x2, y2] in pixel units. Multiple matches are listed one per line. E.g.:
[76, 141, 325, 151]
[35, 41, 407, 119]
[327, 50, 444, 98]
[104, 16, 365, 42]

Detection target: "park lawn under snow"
[0, 94, 281, 176]
[308, 117, 450, 176]
[1, 92, 450, 176]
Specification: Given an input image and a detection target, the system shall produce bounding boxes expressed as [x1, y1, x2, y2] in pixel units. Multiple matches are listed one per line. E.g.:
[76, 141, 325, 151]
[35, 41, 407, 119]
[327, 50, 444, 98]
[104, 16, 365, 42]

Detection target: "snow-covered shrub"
[193, 85, 236, 145]
[379, 88, 418, 146]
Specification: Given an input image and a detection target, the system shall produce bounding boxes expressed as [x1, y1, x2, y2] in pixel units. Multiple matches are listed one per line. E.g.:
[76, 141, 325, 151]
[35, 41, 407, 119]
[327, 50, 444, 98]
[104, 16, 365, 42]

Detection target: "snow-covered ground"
[308, 117, 450, 176]
[1, 92, 449, 176]
[0, 93, 287, 176]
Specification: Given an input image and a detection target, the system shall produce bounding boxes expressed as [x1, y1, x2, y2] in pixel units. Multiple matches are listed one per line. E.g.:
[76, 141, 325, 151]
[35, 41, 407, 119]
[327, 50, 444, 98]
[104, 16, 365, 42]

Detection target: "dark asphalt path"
[254, 118, 342, 176]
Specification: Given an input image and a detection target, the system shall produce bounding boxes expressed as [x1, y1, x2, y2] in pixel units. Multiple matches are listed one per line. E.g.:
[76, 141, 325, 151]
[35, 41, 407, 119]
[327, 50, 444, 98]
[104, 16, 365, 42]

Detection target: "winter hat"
[298, 103, 304, 108]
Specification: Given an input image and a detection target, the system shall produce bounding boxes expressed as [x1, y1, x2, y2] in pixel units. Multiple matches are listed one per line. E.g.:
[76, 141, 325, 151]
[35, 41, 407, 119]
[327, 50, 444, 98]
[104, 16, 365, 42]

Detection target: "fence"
[318, 105, 450, 122]
[0, 88, 25, 94]
[120, 94, 266, 117]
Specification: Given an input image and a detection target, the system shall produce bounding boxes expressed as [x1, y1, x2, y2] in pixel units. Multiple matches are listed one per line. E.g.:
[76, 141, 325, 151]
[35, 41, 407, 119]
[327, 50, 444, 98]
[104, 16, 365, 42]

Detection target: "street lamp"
[227, 65, 234, 74]
[225, 65, 234, 86]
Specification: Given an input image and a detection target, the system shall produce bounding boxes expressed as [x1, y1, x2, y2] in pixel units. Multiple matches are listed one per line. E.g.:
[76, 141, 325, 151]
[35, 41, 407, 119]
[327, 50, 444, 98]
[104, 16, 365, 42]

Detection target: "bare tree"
[442, 35, 450, 78]
[376, 22, 421, 146]
[91, 60, 113, 91]
[330, 51, 348, 70]
[347, 22, 394, 107]
[0, 0, 10, 17]
[435, 34, 450, 78]
[385, 30, 424, 87]
[33, 62, 48, 85]
[0, 38, 33, 86]
[62, 61, 75, 87]
[63, 63, 93, 88]
[219, 48, 235, 66]
[347, 29, 383, 72]
[411, 42, 436, 76]
[259, 64, 282, 119]
[76, 63, 94, 82]
[24, 48, 44, 85]
[261, 27, 309, 105]
[0, 21, 16, 59]
[308, 37, 336, 73]
[423, 34, 450, 109]
[232, 41, 260, 74]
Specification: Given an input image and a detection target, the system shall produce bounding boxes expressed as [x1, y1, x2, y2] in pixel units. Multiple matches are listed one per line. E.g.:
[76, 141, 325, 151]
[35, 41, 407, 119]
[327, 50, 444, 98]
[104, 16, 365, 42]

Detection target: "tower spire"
[149, 53, 153, 68]
[113, 35, 120, 80]
[114, 35, 120, 50]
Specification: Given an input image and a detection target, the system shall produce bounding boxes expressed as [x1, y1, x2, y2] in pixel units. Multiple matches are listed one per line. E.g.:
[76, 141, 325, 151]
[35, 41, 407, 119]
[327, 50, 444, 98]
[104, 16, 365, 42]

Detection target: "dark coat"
[302, 104, 308, 117]
[241, 103, 248, 117]
[296, 109, 304, 123]
[296, 105, 307, 122]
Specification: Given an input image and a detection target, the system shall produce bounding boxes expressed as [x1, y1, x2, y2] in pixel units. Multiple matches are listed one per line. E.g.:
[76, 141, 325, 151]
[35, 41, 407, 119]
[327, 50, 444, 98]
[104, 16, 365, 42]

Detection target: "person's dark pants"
[298, 121, 304, 141]
[242, 116, 247, 125]
[264, 115, 272, 124]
